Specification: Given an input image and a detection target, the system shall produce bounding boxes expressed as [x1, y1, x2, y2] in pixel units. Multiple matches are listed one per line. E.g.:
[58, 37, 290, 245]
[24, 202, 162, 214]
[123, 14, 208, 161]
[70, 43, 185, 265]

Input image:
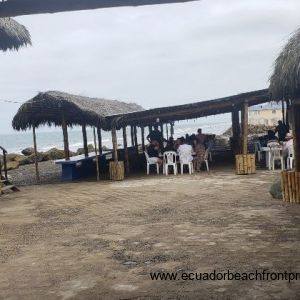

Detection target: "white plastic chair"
[179, 152, 194, 175]
[287, 146, 294, 170]
[163, 151, 177, 176]
[203, 149, 210, 172]
[269, 144, 284, 170]
[254, 141, 262, 162]
[144, 151, 159, 175]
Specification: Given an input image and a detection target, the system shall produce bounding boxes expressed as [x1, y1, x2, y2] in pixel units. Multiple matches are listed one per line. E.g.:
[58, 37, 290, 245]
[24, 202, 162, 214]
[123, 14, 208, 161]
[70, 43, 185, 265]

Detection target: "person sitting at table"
[266, 130, 279, 144]
[177, 137, 193, 165]
[282, 132, 293, 158]
[163, 137, 175, 152]
[146, 140, 163, 166]
[193, 139, 206, 172]
[275, 120, 289, 142]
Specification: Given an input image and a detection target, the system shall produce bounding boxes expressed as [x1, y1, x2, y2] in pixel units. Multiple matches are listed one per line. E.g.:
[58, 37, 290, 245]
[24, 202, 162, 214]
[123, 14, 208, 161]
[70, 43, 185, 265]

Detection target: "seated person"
[195, 128, 206, 145]
[275, 120, 289, 142]
[177, 137, 193, 163]
[282, 132, 293, 157]
[163, 137, 175, 152]
[146, 141, 163, 165]
[266, 130, 279, 145]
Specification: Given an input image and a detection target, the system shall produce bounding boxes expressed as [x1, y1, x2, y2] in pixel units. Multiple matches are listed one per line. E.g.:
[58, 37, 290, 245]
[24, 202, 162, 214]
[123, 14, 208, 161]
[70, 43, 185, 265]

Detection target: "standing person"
[147, 125, 163, 146]
[275, 121, 289, 142]
[193, 139, 206, 172]
[195, 128, 206, 145]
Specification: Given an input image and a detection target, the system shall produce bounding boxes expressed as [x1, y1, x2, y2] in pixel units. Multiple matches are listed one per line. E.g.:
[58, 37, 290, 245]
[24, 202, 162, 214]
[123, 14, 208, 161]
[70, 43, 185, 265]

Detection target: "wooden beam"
[93, 127, 100, 181]
[82, 124, 89, 157]
[32, 125, 40, 183]
[97, 127, 102, 155]
[111, 127, 118, 162]
[0, 0, 198, 18]
[123, 126, 130, 174]
[292, 103, 300, 171]
[61, 114, 70, 160]
[241, 101, 249, 155]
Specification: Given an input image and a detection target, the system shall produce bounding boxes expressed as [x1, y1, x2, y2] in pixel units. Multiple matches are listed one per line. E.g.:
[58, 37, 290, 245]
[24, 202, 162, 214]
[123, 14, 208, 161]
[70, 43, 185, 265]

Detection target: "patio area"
[0, 169, 299, 299]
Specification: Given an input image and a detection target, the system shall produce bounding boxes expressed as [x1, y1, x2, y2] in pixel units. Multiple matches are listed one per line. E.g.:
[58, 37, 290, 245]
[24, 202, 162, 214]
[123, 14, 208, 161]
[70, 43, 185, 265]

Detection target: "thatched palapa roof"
[0, 17, 31, 51]
[269, 28, 300, 101]
[12, 91, 144, 131]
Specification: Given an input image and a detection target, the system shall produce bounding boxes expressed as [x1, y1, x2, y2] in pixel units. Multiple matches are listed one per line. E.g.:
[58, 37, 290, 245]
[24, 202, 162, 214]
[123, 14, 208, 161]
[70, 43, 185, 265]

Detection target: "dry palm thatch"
[0, 17, 31, 51]
[269, 28, 300, 101]
[12, 91, 144, 131]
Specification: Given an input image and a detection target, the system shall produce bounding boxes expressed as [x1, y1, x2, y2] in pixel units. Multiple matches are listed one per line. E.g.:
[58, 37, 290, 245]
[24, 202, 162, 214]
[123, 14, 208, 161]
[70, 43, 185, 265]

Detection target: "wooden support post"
[111, 127, 118, 162]
[97, 127, 102, 155]
[82, 124, 88, 157]
[292, 103, 300, 172]
[61, 114, 70, 160]
[130, 126, 135, 146]
[32, 125, 40, 183]
[110, 126, 125, 181]
[282, 99, 285, 125]
[148, 125, 152, 133]
[141, 126, 145, 151]
[231, 108, 240, 155]
[160, 124, 164, 140]
[134, 125, 138, 154]
[166, 123, 169, 140]
[241, 101, 249, 155]
[170, 122, 174, 137]
[93, 127, 100, 181]
[123, 126, 130, 174]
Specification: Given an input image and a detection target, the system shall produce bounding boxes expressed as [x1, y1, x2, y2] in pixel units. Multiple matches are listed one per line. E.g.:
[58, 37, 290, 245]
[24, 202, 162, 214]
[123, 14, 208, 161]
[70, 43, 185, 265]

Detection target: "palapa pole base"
[109, 161, 125, 181]
[281, 171, 300, 204]
[235, 154, 256, 175]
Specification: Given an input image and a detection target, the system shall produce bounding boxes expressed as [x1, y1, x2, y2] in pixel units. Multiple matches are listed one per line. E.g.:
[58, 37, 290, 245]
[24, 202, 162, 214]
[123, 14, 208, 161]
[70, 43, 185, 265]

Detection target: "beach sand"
[0, 170, 299, 299]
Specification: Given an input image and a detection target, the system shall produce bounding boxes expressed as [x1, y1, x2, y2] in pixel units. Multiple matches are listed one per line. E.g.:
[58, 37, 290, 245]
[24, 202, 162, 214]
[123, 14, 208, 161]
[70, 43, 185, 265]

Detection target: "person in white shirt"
[282, 132, 293, 158]
[177, 137, 193, 163]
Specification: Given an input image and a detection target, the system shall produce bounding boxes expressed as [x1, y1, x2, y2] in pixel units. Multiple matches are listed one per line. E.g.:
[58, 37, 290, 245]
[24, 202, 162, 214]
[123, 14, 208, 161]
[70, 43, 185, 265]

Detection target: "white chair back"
[254, 141, 262, 152]
[269, 144, 282, 159]
[144, 151, 150, 163]
[163, 151, 177, 164]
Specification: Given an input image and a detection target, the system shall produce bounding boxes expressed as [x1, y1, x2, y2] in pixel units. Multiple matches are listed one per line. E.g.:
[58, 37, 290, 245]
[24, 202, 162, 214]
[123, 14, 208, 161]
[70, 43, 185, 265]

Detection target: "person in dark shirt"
[146, 141, 162, 165]
[147, 126, 163, 143]
[275, 121, 289, 141]
[163, 137, 175, 152]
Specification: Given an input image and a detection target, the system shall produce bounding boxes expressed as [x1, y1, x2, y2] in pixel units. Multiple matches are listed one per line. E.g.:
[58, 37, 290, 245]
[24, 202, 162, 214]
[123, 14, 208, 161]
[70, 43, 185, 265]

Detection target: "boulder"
[45, 148, 75, 160]
[6, 153, 18, 161]
[45, 148, 65, 160]
[21, 147, 35, 156]
[6, 161, 19, 170]
[269, 178, 283, 200]
[88, 144, 94, 152]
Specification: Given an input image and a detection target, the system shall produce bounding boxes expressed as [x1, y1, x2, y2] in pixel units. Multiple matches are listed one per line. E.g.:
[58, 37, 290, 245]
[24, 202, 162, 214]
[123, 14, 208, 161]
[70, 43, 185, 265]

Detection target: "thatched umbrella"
[270, 27, 300, 173]
[269, 28, 300, 101]
[0, 17, 31, 51]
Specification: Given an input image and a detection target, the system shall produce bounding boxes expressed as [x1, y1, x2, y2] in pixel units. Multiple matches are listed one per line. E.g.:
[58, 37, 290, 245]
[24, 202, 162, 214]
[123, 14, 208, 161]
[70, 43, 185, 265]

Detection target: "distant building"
[248, 103, 283, 126]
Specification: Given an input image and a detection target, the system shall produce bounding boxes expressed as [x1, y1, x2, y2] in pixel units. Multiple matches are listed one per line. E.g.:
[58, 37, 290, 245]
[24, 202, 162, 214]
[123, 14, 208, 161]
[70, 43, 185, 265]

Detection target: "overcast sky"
[0, 0, 299, 134]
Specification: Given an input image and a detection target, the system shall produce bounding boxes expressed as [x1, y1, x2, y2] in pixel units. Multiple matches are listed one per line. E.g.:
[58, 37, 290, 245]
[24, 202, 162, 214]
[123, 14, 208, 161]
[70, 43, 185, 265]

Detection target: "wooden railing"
[0, 146, 8, 180]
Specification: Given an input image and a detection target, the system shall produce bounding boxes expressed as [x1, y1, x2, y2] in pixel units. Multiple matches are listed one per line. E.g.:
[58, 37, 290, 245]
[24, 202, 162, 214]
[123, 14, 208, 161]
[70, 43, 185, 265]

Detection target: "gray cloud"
[0, 0, 299, 133]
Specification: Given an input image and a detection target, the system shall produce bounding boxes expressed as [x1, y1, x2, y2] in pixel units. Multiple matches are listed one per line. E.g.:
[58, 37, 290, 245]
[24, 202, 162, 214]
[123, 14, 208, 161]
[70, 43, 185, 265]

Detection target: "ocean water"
[0, 116, 231, 154]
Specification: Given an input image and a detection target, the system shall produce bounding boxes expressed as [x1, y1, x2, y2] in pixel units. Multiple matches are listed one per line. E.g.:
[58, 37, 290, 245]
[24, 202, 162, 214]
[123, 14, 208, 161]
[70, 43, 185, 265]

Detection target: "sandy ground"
[0, 169, 299, 299]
